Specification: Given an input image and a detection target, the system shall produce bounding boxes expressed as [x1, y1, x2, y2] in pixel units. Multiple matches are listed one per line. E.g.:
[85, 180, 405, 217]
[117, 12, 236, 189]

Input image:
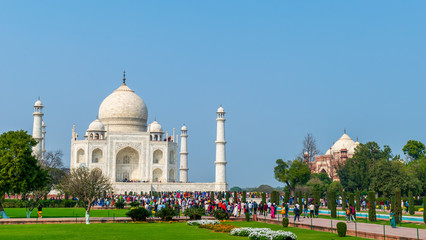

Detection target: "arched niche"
[153, 149, 163, 164]
[169, 169, 175, 182]
[169, 150, 175, 164]
[153, 168, 162, 182]
[115, 147, 139, 182]
[77, 149, 85, 163]
[92, 148, 103, 163]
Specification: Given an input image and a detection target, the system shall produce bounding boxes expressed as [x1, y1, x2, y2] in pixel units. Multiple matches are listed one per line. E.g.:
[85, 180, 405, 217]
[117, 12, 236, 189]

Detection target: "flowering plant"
[230, 227, 297, 240]
[187, 220, 220, 226]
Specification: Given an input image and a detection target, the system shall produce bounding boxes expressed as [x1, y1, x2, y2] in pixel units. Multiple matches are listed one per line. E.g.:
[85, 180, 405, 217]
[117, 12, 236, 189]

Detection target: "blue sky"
[0, 1, 425, 188]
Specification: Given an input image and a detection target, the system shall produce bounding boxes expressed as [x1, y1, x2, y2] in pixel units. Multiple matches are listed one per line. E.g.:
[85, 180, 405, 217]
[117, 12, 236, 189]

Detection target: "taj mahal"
[31, 73, 228, 193]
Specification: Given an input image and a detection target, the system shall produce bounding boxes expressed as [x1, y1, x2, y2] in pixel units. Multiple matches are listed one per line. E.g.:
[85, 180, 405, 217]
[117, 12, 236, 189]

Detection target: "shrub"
[115, 199, 125, 209]
[184, 207, 205, 220]
[424, 196, 426, 224]
[156, 206, 177, 221]
[125, 207, 150, 222]
[368, 191, 376, 222]
[355, 190, 361, 212]
[395, 189, 401, 224]
[262, 193, 266, 204]
[213, 209, 229, 220]
[129, 201, 140, 207]
[408, 191, 415, 215]
[282, 217, 289, 227]
[336, 222, 347, 237]
[298, 191, 303, 207]
[342, 191, 346, 212]
[242, 191, 247, 203]
[328, 191, 336, 218]
[226, 192, 230, 202]
[245, 211, 250, 222]
[349, 193, 354, 208]
[284, 191, 290, 204]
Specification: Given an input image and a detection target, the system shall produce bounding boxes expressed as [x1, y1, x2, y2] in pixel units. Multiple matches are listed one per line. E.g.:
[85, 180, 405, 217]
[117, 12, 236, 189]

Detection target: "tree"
[58, 167, 112, 224]
[355, 190, 361, 212]
[284, 191, 290, 204]
[368, 191, 376, 222]
[40, 150, 68, 188]
[328, 190, 336, 218]
[337, 142, 394, 192]
[342, 191, 346, 212]
[230, 186, 242, 192]
[274, 159, 311, 195]
[369, 158, 419, 196]
[402, 140, 426, 161]
[242, 191, 246, 203]
[301, 133, 320, 162]
[408, 191, 415, 215]
[395, 188, 401, 224]
[328, 181, 343, 196]
[0, 130, 49, 219]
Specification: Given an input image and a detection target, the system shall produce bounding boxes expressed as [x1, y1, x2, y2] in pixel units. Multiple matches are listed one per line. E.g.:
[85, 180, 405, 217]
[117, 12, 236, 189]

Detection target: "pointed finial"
[96, 115, 99, 120]
[122, 70, 126, 85]
[356, 137, 359, 142]
[344, 128, 346, 134]
[38, 96, 40, 100]
[154, 116, 157, 121]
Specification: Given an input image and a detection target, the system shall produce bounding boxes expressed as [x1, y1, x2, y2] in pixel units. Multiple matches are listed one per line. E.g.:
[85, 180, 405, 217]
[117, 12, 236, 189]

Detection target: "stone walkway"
[255, 213, 425, 240]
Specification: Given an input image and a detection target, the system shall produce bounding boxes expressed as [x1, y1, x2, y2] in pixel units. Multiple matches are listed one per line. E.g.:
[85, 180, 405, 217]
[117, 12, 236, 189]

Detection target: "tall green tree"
[403, 140, 426, 161]
[0, 130, 49, 218]
[274, 159, 311, 195]
[368, 191, 376, 222]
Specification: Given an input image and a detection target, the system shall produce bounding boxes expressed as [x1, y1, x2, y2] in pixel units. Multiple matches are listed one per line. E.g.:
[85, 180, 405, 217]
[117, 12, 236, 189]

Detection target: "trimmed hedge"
[329, 191, 336, 218]
[355, 190, 361, 212]
[213, 209, 229, 220]
[408, 191, 415, 215]
[337, 222, 347, 237]
[368, 191, 376, 222]
[242, 191, 247, 203]
[2, 199, 79, 208]
[395, 189, 401, 224]
[282, 217, 289, 227]
[184, 207, 205, 220]
[284, 191, 290, 204]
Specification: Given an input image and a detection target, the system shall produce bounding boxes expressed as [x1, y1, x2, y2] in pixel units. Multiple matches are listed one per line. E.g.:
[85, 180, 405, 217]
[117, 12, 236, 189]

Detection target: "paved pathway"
[255, 213, 425, 240]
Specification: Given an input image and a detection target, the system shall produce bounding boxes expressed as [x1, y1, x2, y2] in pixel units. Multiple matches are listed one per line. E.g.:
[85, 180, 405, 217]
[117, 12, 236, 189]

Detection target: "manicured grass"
[0, 222, 367, 240]
[2, 208, 128, 218]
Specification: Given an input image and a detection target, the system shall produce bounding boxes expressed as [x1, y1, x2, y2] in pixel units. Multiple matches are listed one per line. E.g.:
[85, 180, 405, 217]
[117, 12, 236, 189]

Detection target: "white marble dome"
[325, 133, 356, 155]
[87, 119, 105, 132]
[149, 120, 163, 133]
[181, 125, 187, 131]
[99, 84, 148, 132]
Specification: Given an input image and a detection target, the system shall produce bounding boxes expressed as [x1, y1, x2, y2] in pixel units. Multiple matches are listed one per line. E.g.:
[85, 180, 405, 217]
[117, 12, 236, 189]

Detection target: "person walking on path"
[303, 201, 309, 218]
[349, 204, 356, 222]
[346, 204, 351, 222]
[37, 203, 43, 218]
[309, 202, 315, 218]
[314, 202, 319, 218]
[294, 204, 300, 222]
[271, 204, 275, 218]
[390, 209, 396, 228]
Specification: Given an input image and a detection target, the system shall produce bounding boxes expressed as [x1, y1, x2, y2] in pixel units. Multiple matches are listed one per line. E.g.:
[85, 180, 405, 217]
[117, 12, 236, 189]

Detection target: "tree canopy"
[0, 130, 49, 217]
[403, 140, 426, 161]
[58, 167, 112, 224]
[274, 159, 310, 195]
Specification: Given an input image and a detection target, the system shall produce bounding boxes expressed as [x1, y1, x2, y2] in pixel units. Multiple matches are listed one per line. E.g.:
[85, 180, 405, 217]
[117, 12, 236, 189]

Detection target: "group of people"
[291, 201, 320, 222]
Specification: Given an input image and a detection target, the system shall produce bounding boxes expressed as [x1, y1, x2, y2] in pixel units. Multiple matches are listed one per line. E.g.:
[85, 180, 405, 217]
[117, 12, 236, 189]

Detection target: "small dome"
[181, 125, 187, 131]
[87, 119, 105, 132]
[149, 120, 163, 132]
[34, 99, 43, 107]
[42, 121, 46, 127]
[217, 106, 225, 113]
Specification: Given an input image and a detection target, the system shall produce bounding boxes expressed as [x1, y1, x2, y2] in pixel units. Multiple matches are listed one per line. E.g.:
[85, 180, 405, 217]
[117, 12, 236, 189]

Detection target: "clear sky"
[1, 1, 425, 188]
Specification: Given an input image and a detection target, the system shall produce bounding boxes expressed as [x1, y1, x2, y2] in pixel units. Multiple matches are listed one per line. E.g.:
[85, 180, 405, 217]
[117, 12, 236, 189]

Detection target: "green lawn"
[1, 208, 128, 218]
[0, 221, 368, 240]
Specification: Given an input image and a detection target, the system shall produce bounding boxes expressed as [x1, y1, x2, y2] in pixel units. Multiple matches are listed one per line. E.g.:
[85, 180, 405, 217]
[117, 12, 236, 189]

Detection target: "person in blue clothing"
[390, 209, 396, 228]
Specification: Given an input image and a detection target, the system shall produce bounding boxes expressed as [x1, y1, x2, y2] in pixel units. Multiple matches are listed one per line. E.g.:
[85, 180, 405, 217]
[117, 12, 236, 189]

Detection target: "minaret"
[41, 121, 46, 160]
[179, 125, 189, 183]
[32, 98, 44, 159]
[215, 106, 227, 184]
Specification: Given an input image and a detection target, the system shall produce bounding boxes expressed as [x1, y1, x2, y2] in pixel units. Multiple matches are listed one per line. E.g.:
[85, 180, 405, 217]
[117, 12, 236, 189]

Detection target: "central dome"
[98, 83, 148, 132]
